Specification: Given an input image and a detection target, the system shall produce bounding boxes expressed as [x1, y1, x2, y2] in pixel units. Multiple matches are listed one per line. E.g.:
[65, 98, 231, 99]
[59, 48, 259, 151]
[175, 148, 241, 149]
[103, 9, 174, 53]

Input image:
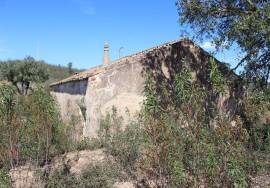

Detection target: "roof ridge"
[111, 38, 185, 64]
[50, 38, 188, 87]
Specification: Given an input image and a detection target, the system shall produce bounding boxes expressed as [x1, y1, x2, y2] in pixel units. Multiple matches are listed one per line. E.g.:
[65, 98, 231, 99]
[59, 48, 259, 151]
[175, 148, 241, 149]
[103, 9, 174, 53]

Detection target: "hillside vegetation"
[0, 57, 269, 187]
[0, 56, 83, 87]
[0, 0, 270, 186]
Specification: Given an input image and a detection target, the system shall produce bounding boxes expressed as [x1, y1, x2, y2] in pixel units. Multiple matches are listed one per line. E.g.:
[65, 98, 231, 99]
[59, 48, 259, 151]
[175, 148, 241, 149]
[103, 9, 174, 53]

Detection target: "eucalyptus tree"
[176, 0, 270, 88]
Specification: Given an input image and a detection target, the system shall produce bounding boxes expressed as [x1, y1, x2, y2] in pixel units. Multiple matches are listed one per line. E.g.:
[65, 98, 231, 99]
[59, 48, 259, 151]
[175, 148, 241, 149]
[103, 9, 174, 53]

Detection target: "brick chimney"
[103, 43, 110, 66]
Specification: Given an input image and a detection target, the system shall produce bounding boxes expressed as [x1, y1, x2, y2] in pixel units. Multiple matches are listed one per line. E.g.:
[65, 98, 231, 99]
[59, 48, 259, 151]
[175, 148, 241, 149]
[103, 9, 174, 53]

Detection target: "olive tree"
[0, 56, 49, 95]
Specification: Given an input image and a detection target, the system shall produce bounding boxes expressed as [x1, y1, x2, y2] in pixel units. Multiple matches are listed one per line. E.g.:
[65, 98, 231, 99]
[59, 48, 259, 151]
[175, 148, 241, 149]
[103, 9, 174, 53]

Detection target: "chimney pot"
[103, 42, 110, 65]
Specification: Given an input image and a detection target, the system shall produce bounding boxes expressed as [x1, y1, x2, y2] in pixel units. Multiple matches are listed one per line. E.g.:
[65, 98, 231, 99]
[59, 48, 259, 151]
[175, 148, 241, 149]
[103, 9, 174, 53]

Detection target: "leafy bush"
[139, 59, 252, 187]
[0, 84, 18, 168]
[0, 169, 11, 188]
[243, 88, 270, 151]
[95, 107, 144, 178]
[46, 160, 125, 188]
[0, 84, 72, 169]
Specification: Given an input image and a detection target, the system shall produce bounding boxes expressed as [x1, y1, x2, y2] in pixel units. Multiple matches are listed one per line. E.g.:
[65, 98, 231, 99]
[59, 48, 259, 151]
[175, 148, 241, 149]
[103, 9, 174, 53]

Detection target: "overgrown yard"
[0, 58, 269, 187]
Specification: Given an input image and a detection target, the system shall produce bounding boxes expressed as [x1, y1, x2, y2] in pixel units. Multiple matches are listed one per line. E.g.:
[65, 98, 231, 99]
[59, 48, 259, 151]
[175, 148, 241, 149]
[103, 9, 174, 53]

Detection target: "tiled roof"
[49, 39, 193, 86]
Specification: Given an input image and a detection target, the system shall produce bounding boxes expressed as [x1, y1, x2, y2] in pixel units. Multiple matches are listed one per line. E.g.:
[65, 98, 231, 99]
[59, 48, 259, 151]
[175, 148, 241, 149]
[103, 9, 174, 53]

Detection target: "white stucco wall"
[51, 80, 88, 141]
[84, 61, 144, 138]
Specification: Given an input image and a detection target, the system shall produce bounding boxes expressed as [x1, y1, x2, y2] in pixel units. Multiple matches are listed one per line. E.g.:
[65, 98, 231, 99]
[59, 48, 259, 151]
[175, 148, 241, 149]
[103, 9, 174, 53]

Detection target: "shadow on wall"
[140, 39, 243, 117]
[51, 79, 88, 95]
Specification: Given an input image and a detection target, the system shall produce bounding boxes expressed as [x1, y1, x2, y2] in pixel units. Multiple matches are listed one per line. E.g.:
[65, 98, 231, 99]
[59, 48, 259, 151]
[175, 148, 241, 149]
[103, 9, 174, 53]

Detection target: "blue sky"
[0, 0, 240, 69]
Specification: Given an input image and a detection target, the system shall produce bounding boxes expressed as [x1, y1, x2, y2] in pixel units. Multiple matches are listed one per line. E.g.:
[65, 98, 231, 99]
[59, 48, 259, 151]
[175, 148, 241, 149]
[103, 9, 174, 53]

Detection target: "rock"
[49, 149, 107, 176]
[250, 173, 270, 188]
[114, 182, 135, 188]
[9, 164, 44, 188]
[9, 149, 108, 188]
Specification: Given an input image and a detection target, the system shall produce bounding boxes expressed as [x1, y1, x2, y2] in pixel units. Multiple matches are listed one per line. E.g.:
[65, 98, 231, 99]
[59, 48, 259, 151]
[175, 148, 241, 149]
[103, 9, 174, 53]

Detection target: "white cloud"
[71, 0, 96, 15]
[200, 41, 215, 50]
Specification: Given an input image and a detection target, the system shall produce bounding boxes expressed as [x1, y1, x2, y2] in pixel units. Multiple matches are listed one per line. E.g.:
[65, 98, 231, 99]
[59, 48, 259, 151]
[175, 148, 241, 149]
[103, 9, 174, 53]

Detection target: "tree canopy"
[176, 0, 270, 88]
[0, 56, 49, 95]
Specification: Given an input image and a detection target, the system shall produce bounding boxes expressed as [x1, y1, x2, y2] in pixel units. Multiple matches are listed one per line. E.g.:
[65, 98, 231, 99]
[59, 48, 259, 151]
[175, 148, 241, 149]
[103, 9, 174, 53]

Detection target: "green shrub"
[227, 159, 248, 187]
[0, 169, 11, 188]
[46, 160, 125, 188]
[170, 161, 187, 188]
[243, 88, 270, 151]
[139, 59, 252, 187]
[0, 83, 19, 168]
[106, 121, 144, 177]
[0, 84, 72, 169]
[20, 86, 71, 165]
[96, 108, 144, 178]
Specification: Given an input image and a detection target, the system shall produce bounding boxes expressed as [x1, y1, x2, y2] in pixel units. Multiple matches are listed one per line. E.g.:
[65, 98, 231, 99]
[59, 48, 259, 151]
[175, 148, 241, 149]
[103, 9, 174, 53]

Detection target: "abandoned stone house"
[50, 38, 241, 139]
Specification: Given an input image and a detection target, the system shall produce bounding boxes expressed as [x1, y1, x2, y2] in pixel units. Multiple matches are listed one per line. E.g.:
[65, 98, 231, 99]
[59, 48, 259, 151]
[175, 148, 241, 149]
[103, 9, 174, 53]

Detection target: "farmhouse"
[50, 38, 241, 139]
